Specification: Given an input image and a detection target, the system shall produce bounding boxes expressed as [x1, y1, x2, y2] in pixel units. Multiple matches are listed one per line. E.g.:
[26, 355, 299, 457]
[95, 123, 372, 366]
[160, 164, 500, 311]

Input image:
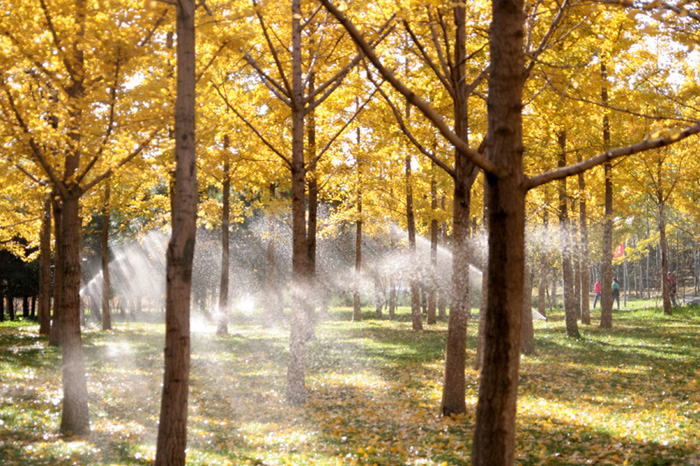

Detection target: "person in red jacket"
[593, 279, 602, 308]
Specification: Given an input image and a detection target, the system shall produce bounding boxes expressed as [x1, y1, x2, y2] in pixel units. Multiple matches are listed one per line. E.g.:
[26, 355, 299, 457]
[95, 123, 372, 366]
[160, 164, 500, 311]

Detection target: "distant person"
[667, 272, 678, 307]
[593, 279, 602, 308]
[612, 278, 621, 310]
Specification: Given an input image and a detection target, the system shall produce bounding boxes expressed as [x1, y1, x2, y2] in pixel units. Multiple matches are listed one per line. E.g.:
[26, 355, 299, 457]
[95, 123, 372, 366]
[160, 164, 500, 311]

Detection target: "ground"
[1, 303, 699, 465]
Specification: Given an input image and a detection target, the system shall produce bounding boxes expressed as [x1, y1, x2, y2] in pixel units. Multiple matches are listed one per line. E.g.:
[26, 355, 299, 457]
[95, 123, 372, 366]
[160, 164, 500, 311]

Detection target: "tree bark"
[59, 190, 90, 436]
[286, 0, 310, 404]
[217, 136, 231, 337]
[427, 170, 438, 325]
[537, 188, 549, 319]
[50, 194, 63, 346]
[600, 63, 614, 329]
[39, 193, 52, 335]
[352, 188, 363, 321]
[577, 156, 591, 325]
[658, 182, 672, 315]
[557, 131, 580, 339]
[441, 1, 478, 415]
[155, 1, 197, 463]
[471, 0, 526, 461]
[405, 153, 423, 331]
[521, 258, 535, 355]
[264, 183, 281, 319]
[101, 181, 112, 331]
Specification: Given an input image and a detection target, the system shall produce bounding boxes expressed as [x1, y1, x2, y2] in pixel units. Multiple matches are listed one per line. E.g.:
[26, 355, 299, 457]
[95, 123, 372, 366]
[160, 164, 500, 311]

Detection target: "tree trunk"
[658, 192, 672, 315]
[155, 1, 197, 463]
[101, 181, 112, 331]
[557, 131, 580, 339]
[577, 157, 591, 325]
[521, 258, 535, 355]
[374, 275, 383, 318]
[471, 0, 526, 461]
[50, 195, 63, 346]
[537, 188, 549, 319]
[474, 199, 489, 372]
[600, 63, 614, 329]
[305, 145, 318, 336]
[441, 2, 477, 415]
[427, 169, 438, 325]
[264, 183, 281, 319]
[388, 278, 397, 319]
[405, 153, 423, 331]
[286, 0, 310, 405]
[39, 193, 52, 335]
[217, 137, 231, 337]
[59, 191, 90, 436]
[352, 189, 362, 321]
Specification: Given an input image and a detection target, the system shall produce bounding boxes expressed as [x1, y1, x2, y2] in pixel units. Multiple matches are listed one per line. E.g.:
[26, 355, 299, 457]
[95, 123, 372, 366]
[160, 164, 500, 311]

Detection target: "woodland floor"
[1, 302, 700, 465]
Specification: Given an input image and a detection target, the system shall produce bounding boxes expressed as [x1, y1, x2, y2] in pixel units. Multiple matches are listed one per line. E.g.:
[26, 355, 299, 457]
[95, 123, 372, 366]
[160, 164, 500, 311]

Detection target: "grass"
[1, 303, 699, 465]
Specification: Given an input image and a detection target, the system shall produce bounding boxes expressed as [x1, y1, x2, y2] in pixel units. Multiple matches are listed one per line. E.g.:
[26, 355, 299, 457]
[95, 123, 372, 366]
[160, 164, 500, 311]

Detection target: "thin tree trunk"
[441, 2, 475, 415]
[155, 1, 197, 463]
[217, 136, 231, 337]
[264, 183, 281, 319]
[405, 153, 423, 331]
[521, 258, 535, 354]
[50, 194, 63, 346]
[353, 190, 363, 322]
[305, 93, 318, 336]
[557, 131, 580, 338]
[658, 188, 672, 315]
[537, 188, 549, 319]
[427, 168, 438, 325]
[600, 63, 614, 329]
[39, 193, 52, 335]
[577, 156, 591, 324]
[474, 199, 488, 371]
[287, 0, 310, 404]
[101, 181, 112, 331]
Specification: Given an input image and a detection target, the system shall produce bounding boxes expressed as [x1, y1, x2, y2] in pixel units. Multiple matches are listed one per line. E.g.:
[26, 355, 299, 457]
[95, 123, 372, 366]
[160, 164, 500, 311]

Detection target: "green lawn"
[1, 304, 699, 465]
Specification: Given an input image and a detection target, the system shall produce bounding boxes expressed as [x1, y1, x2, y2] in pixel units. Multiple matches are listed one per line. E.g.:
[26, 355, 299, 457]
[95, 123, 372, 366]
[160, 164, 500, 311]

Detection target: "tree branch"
[211, 82, 292, 169]
[243, 53, 292, 105]
[365, 64, 456, 179]
[526, 121, 700, 189]
[319, 0, 498, 175]
[81, 127, 163, 194]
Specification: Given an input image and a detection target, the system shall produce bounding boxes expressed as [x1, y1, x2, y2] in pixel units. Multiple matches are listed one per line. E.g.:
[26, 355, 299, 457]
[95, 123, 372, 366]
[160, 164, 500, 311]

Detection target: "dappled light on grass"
[1, 305, 700, 464]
